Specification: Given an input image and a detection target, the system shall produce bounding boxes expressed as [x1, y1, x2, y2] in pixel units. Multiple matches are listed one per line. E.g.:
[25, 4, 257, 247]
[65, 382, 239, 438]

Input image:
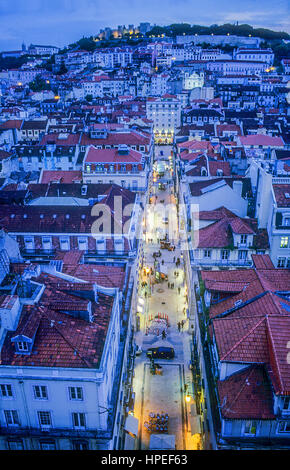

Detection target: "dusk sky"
[0, 0, 289, 51]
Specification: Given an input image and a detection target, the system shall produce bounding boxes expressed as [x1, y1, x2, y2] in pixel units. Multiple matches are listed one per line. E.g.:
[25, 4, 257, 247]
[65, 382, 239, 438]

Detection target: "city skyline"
[0, 0, 290, 50]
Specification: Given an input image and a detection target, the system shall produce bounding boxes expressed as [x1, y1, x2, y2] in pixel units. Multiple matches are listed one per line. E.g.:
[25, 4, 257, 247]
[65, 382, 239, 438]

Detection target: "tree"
[29, 75, 51, 92]
[85, 94, 93, 102]
[58, 61, 68, 75]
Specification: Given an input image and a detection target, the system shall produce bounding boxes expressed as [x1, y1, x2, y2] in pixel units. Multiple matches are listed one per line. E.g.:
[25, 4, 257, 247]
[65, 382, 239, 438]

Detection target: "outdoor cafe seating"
[144, 412, 169, 433]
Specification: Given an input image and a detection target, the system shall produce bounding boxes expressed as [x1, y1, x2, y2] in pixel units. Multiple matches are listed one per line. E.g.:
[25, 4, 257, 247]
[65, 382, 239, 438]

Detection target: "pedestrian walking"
[168, 282, 170, 288]
[173, 256, 175, 263]
[161, 259, 164, 265]
[177, 321, 181, 332]
[171, 282, 174, 289]
[181, 320, 184, 330]
[162, 330, 166, 340]
[178, 287, 181, 294]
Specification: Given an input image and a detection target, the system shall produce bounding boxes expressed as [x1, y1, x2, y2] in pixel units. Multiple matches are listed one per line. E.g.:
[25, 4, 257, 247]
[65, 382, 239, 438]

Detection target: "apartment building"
[198, 255, 290, 449]
[0, 263, 132, 450]
[146, 94, 181, 143]
[0, 184, 141, 263]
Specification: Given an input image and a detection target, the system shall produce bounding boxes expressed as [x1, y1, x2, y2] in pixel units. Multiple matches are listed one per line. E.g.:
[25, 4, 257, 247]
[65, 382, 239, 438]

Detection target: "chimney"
[232, 180, 243, 198]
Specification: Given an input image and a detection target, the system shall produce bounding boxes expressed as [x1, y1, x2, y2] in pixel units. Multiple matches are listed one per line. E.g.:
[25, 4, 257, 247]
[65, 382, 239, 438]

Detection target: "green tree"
[29, 75, 51, 92]
[58, 61, 68, 75]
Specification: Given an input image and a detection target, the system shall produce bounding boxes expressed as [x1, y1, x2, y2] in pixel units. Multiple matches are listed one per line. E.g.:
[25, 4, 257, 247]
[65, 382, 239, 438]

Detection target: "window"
[278, 257, 286, 268]
[18, 341, 29, 352]
[221, 250, 229, 260]
[283, 397, 290, 411]
[204, 249, 211, 258]
[277, 421, 290, 433]
[60, 237, 70, 251]
[244, 420, 258, 435]
[24, 237, 34, 250]
[0, 384, 13, 398]
[78, 237, 88, 251]
[72, 412, 86, 429]
[7, 439, 23, 450]
[69, 387, 83, 401]
[42, 237, 52, 251]
[4, 410, 20, 426]
[238, 250, 247, 260]
[33, 385, 48, 400]
[39, 440, 56, 450]
[240, 235, 247, 244]
[280, 236, 289, 248]
[38, 411, 52, 427]
[72, 440, 88, 450]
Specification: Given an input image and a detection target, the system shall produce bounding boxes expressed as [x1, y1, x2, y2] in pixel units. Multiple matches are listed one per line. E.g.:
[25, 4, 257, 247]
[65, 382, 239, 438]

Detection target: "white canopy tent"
[149, 434, 175, 450]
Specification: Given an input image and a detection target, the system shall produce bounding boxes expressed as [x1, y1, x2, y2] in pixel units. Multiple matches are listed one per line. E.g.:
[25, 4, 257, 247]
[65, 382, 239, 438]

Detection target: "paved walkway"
[132, 145, 200, 450]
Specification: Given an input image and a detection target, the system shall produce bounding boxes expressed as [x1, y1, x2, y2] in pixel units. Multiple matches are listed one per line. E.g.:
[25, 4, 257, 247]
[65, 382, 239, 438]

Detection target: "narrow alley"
[131, 145, 202, 451]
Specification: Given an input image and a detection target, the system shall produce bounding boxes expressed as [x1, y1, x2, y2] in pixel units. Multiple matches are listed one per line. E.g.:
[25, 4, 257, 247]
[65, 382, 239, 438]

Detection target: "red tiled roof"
[267, 315, 290, 395]
[0, 150, 13, 161]
[81, 130, 150, 146]
[85, 146, 143, 163]
[229, 217, 255, 235]
[40, 171, 82, 184]
[216, 124, 242, 137]
[178, 140, 213, 152]
[273, 184, 290, 208]
[252, 254, 274, 270]
[203, 256, 290, 394]
[40, 133, 80, 146]
[194, 208, 265, 248]
[218, 365, 275, 420]
[0, 274, 115, 369]
[208, 160, 231, 177]
[0, 119, 23, 130]
[239, 135, 284, 147]
[62, 261, 126, 290]
[213, 314, 270, 363]
[0, 185, 136, 235]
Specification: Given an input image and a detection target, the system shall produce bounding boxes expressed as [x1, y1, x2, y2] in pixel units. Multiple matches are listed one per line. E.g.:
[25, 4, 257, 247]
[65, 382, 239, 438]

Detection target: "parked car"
[146, 347, 175, 359]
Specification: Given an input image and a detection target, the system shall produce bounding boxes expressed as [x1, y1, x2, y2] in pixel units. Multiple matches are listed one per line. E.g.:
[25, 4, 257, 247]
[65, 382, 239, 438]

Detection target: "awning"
[190, 415, 201, 435]
[191, 403, 197, 417]
[124, 415, 139, 437]
[149, 434, 175, 450]
[124, 433, 136, 450]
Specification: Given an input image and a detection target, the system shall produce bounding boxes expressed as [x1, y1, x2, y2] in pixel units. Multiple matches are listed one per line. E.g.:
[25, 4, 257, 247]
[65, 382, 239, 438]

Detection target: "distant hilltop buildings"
[1, 43, 59, 59]
[97, 23, 152, 40]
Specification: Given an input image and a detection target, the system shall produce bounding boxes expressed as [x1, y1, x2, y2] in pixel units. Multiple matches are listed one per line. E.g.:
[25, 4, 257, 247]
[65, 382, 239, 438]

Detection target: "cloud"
[0, 0, 289, 50]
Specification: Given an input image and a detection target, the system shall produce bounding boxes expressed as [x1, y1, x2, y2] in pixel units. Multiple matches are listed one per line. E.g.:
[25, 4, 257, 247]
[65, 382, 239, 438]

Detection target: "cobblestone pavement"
[132, 145, 200, 450]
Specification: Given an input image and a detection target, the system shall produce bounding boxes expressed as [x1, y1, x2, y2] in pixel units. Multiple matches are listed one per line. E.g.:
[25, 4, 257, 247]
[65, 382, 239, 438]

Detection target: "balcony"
[237, 243, 250, 249]
[191, 257, 252, 268]
[0, 425, 111, 440]
[22, 249, 55, 258]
